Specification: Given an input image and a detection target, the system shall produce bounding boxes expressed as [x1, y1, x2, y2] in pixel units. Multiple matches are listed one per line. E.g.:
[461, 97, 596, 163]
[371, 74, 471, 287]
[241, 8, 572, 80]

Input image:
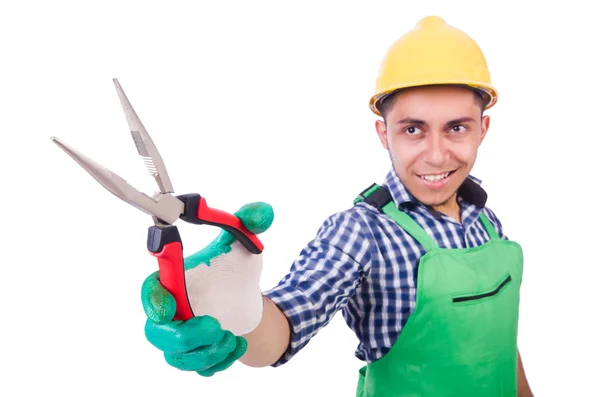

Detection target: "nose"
[422, 133, 447, 166]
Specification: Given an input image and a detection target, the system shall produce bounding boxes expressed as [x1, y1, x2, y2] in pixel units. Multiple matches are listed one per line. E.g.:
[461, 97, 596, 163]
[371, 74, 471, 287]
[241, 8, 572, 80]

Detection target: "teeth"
[421, 172, 450, 182]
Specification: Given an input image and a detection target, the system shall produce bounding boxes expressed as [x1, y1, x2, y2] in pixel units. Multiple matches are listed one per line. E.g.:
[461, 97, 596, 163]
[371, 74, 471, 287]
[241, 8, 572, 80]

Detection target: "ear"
[375, 119, 389, 150]
[479, 115, 491, 145]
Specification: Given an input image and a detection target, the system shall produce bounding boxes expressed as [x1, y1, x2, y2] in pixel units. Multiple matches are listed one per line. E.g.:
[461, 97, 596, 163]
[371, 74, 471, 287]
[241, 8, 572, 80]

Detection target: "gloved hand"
[142, 201, 274, 376]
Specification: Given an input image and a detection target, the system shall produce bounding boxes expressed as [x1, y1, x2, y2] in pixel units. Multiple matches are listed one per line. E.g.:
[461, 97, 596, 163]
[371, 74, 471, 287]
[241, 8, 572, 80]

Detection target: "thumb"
[214, 201, 274, 246]
[141, 271, 177, 324]
[235, 201, 274, 234]
[184, 201, 273, 268]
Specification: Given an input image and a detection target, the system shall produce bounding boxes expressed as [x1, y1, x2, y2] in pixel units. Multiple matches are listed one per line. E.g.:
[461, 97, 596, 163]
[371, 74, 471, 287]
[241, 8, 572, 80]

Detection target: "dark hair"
[378, 85, 489, 122]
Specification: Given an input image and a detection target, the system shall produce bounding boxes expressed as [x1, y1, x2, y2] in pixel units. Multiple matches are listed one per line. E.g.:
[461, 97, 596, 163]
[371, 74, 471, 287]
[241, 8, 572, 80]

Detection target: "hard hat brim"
[370, 82, 499, 116]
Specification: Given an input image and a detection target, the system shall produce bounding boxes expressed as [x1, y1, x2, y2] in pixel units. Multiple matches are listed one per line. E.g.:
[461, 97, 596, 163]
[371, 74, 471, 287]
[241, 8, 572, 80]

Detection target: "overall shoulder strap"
[355, 183, 438, 251]
[478, 211, 501, 241]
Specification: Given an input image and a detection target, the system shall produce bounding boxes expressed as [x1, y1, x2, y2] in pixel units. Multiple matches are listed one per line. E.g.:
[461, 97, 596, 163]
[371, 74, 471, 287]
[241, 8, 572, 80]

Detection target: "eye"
[405, 126, 422, 135]
[450, 125, 467, 133]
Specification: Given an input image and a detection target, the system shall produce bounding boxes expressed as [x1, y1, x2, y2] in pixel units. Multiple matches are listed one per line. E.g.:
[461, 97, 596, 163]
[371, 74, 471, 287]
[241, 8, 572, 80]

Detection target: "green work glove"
[142, 201, 274, 376]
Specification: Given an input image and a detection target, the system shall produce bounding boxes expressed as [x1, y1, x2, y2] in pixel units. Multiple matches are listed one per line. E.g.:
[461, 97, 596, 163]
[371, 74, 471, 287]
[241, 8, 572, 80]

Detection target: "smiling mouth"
[418, 170, 456, 182]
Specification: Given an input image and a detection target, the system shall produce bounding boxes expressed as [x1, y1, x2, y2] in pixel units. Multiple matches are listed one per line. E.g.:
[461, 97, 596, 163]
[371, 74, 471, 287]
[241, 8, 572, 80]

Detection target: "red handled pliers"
[51, 78, 263, 321]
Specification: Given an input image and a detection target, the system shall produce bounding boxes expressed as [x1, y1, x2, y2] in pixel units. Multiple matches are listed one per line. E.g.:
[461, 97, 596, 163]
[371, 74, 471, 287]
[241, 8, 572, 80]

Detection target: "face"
[375, 85, 490, 216]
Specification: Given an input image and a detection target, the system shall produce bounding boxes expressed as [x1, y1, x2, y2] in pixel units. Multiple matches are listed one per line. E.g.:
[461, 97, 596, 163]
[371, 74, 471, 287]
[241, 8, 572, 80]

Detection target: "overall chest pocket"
[451, 273, 512, 306]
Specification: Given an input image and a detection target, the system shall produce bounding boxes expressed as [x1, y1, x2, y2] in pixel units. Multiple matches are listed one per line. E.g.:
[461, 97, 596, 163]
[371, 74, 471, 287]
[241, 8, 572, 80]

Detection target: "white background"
[2, 0, 599, 396]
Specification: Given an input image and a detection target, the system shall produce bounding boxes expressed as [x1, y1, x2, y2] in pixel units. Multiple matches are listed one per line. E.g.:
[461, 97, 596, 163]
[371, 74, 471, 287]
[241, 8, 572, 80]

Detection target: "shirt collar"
[381, 168, 488, 211]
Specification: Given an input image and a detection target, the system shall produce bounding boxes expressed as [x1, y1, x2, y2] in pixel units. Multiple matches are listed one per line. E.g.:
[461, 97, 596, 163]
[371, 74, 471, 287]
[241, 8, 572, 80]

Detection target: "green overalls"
[354, 184, 524, 397]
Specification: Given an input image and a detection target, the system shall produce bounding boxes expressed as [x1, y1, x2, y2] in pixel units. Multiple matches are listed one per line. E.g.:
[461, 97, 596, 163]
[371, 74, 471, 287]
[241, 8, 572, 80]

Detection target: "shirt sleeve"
[262, 209, 373, 366]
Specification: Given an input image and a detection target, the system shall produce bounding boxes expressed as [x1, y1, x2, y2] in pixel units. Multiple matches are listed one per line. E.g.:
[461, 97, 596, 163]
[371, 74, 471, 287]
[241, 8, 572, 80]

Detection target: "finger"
[183, 201, 274, 270]
[195, 336, 248, 377]
[183, 201, 274, 268]
[164, 331, 237, 372]
[145, 315, 225, 354]
[210, 202, 274, 247]
[234, 202, 274, 234]
[141, 271, 176, 324]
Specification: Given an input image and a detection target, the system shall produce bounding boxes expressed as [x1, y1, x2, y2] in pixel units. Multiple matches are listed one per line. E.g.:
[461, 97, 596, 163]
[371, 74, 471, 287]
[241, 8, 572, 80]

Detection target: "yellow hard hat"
[370, 16, 498, 116]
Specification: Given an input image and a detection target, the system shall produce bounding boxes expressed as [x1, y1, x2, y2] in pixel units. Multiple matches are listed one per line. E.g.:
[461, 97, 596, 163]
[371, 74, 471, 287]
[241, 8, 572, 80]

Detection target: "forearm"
[239, 295, 291, 367]
[517, 350, 533, 397]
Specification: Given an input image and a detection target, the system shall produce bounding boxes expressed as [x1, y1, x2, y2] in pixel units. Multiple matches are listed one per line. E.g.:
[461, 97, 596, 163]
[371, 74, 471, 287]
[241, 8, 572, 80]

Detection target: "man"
[142, 16, 534, 396]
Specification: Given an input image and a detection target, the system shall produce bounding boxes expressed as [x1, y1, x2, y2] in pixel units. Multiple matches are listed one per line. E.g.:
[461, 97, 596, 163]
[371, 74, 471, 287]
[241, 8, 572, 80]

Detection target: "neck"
[432, 195, 462, 223]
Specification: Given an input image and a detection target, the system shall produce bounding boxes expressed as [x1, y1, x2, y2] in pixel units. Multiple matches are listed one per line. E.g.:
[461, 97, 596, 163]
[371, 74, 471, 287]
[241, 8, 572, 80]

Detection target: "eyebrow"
[445, 117, 476, 127]
[397, 117, 476, 128]
[397, 118, 427, 125]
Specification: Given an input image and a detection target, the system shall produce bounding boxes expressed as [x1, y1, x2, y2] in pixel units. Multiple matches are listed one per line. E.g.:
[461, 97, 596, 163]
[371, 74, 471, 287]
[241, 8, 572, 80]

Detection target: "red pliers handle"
[147, 194, 263, 321]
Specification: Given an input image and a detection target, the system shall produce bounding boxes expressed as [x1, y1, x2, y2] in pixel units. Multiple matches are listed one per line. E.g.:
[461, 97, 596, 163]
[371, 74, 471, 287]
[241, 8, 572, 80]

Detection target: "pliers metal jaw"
[51, 78, 263, 321]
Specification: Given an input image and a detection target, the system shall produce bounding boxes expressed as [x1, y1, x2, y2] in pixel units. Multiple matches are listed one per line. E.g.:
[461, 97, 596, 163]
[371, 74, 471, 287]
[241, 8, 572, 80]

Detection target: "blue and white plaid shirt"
[263, 168, 508, 366]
